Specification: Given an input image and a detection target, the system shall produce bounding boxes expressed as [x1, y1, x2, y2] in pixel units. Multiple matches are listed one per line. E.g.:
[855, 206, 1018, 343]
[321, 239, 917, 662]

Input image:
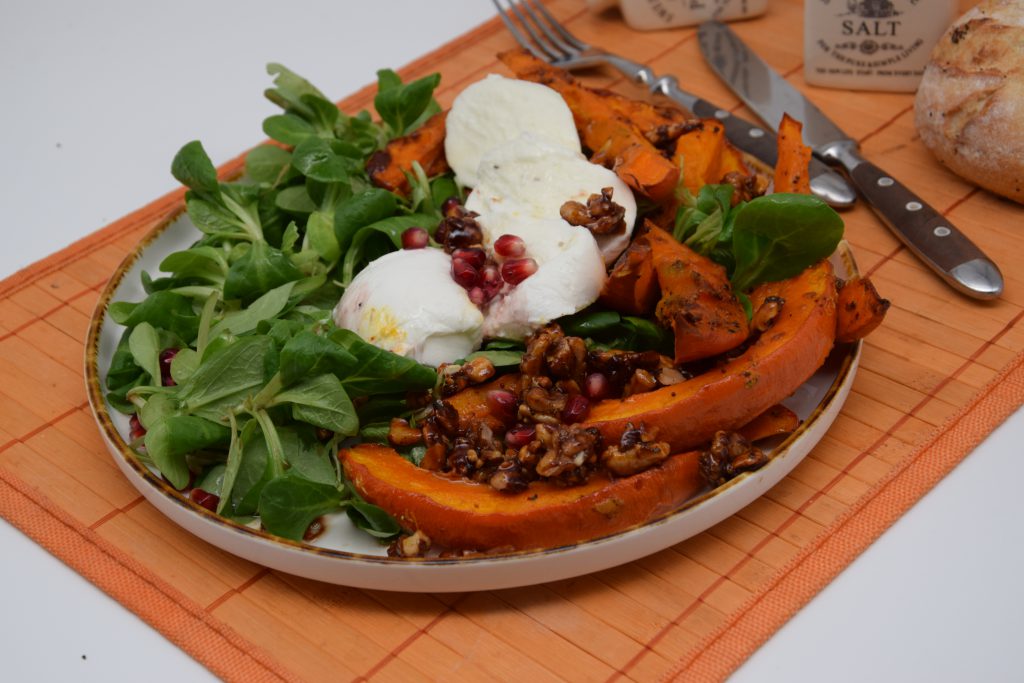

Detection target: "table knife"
[697, 20, 1003, 300]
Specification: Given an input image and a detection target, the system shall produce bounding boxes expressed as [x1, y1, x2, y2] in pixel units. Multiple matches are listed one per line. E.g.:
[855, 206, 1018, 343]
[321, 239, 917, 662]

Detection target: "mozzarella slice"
[444, 74, 580, 188]
[478, 212, 606, 340]
[333, 248, 483, 366]
[466, 134, 637, 265]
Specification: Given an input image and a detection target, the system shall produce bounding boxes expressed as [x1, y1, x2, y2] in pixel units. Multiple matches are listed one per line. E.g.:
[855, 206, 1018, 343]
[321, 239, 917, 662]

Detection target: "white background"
[1, 1, 1020, 680]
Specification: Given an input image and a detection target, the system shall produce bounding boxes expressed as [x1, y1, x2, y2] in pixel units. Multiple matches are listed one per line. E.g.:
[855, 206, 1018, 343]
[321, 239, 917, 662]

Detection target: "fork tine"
[501, 0, 566, 62]
[525, 0, 590, 52]
[517, 0, 578, 58]
[491, 0, 548, 61]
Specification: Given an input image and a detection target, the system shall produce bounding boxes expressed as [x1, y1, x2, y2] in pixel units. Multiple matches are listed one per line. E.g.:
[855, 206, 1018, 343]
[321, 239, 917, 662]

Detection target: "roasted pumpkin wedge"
[645, 226, 750, 364]
[584, 258, 838, 451]
[499, 49, 680, 201]
[739, 404, 801, 443]
[598, 237, 660, 315]
[341, 443, 703, 551]
[366, 110, 449, 195]
[672, 118, 727, 195]
[836, 276, 891, 343]
[773, 113, 813, 194]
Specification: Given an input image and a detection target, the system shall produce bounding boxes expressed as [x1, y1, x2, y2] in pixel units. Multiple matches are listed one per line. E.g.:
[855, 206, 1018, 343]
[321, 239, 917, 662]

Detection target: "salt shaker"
[804, 0, 959, 91]
[586, 0, 768, 30]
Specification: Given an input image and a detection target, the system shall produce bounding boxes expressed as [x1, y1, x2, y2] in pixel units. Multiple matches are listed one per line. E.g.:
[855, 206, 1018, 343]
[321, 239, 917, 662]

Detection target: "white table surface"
[1, 1, 1019, 681]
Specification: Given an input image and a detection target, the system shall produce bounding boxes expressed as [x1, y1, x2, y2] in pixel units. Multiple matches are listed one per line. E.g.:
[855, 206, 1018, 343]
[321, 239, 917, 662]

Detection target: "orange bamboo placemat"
[2, 0, 1021, 680]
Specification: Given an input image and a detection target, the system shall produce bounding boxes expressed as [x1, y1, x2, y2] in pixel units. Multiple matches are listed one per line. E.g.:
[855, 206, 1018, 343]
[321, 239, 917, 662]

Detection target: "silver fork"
[491, 0, 857, 209]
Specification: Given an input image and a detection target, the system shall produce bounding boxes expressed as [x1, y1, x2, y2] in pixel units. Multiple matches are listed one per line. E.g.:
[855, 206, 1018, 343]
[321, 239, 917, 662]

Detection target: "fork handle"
[635, 72, 857, 209]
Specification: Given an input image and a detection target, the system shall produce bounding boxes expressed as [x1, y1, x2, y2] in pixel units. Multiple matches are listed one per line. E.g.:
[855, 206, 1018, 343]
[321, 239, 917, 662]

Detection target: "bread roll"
[914, 0, 1024, 204]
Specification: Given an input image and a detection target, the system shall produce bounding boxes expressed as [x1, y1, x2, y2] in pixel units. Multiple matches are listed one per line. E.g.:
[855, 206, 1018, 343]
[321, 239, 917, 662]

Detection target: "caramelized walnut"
[387, 418, 423, 447]
[698, 431, 770, 487]
[721, 171, 770, 205]
[602, 423, 671, 476]
[387, 530, 431, 558]
[526, 423, 603, 485]
[439, 357, 497, 397]
[750, 296, 785, 334]
[434, 205, 483, 251]
[559, 187, 627, 236]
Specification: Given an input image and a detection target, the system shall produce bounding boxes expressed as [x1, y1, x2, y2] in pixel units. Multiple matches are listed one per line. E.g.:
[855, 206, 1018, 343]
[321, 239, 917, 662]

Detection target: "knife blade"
[697, 20, 1003, 300]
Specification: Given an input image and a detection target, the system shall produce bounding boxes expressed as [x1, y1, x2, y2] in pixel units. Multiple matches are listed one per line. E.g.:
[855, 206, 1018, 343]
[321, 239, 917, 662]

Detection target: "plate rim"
[84, 206, 862, 571]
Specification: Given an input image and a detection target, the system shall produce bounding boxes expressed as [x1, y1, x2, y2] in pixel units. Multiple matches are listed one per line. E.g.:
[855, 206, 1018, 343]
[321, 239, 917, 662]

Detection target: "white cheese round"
[466, 134, 637, 265]
[444, 74, 581, 188]
[333, 248, 483, 366]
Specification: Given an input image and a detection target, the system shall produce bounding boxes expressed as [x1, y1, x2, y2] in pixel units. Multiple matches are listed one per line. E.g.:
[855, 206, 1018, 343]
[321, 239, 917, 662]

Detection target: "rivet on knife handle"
[820, 141, 1003, 299]
[639, 72, 857, 209]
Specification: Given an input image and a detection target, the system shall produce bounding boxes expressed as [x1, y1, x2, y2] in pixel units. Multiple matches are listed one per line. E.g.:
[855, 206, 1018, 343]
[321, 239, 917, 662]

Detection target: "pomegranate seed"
[189, 488, 220, 512]
[494, 234, 526, 258]
[468, 286, 486, 305]
[562, 394, 590, 423]
[159, 348, 178, 387]
[584, 373, 611, 400]
[441, 196, 462, 218]
[487, 390, 518, 423]
[500, 257, 538, 286]
[129, 413, 146, 440]
[505, 425, 536, 448]
[452, 247, 486, 269]
[481, 264, 502, 286]
[401, 226, 429, 249]
[451, 258, 480, 288]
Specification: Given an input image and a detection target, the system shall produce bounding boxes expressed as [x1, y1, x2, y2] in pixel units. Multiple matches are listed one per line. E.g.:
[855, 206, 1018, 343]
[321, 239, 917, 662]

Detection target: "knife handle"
[820, 142, 1003, 300]
[646, 74, 856, 209]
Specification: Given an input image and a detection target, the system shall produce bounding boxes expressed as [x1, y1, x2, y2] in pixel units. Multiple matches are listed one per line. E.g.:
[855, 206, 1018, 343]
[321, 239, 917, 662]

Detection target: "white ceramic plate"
[86, 210, 860, 592]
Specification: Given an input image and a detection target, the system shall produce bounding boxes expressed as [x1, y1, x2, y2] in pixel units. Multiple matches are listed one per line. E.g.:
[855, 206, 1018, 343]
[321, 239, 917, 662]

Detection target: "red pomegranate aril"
[128, 413, 146, 440]
[189, 488, 220, 512]
[494, 233, 526, 258]
[501, 257, 538, 285]
[159, 348, 178, 387]
[481, 264, 502, 285]
[505, 425, 536, 448]
[451, 258, 480, 288]
[401, 226, 429, 249]
[584, 372, 611, 400]
[441, 196, 462, 218]
[561, 394, 591, 423]
[452, 247, 486, 269]
[487, 390, 518, 422]
[468, 286, 486, 305]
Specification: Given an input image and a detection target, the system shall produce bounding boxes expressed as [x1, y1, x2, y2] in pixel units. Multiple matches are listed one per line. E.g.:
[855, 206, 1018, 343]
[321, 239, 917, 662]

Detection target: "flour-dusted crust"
[914, 0, 1024, 204]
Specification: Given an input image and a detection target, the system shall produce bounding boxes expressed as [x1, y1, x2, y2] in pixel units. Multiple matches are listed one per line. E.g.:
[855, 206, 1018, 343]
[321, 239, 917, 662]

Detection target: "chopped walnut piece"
[387, 418, 423, 447]
[602, 423, 671, 476]
[722, 171, 770, 205]
[559, 187, 627, 236]
[463, 356, 496, 383]
[698, 431, 770, 487]
[657, 367, 688, 386]
[624, 368, 659, 398]
[750, 296, 785, 334]
[527, 423, 603, 485]
[643, 121, 690, 149]
[434, 205, 483, 251]
[388, 530, 431, 558]
[489, 460, 530, 493]
[439, 357, 497, 397]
